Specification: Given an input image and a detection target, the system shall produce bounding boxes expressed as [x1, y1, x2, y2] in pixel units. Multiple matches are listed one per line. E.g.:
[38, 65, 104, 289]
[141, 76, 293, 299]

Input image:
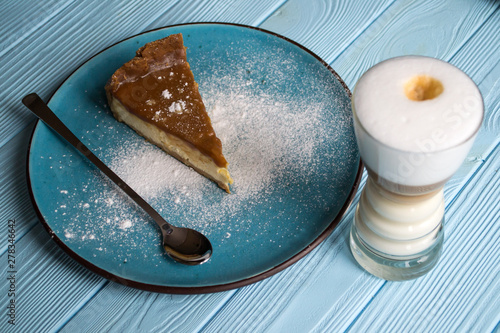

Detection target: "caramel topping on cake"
[105, 34, 227, 168]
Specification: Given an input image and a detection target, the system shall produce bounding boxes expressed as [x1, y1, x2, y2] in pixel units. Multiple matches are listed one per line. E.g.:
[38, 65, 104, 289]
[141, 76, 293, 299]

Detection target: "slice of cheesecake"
[105, 33, 233, 192]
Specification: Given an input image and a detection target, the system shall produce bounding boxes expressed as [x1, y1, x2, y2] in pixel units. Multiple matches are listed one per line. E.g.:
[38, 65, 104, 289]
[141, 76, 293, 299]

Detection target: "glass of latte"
[349, 56, 483, 280]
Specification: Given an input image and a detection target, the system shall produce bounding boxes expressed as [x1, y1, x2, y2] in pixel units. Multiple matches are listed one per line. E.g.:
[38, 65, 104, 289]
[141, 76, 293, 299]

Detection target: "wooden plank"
[260, 0, 396, 64]
[445, 6, 500, 172]
[145, 0, 288, 29]
[0, 0, 179, 148]
[346, 143, 500, 333]
[0, 125, 38, 255]
[330, 0, 497, 87]
[60, 282, 235, 333]
[0, 223, 106, 333]
[196, 1, 499, 331]
[440, 8, 500, 198]
[0, 0, 72, 58]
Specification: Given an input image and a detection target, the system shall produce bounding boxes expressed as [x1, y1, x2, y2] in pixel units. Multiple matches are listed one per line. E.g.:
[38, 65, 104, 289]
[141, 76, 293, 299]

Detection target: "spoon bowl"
[162, 226, 212, 265]
[22, 93, 212, 265]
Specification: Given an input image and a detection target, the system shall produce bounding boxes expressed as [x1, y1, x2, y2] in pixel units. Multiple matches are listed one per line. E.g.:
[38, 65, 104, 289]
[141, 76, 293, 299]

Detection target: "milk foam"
[353, 56, 483, 187]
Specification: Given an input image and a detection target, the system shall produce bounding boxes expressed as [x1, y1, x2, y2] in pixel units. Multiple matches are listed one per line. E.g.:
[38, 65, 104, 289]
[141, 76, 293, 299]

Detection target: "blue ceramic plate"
[27, 23, 362, 293]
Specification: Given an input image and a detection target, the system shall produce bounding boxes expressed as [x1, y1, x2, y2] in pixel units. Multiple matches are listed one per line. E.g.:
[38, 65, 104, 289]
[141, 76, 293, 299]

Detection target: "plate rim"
[25, 22, 364, 294]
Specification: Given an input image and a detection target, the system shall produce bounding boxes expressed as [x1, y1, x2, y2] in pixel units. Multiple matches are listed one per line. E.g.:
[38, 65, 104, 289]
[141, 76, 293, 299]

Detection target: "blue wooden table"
[1, 1, 499, 332]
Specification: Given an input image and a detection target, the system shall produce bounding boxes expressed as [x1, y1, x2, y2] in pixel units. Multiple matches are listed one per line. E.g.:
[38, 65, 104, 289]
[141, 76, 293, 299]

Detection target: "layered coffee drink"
[349, 56, 483, 280]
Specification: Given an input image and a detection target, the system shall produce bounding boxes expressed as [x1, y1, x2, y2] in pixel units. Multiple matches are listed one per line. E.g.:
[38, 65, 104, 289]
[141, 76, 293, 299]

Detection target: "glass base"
[349, 223, 444, 281]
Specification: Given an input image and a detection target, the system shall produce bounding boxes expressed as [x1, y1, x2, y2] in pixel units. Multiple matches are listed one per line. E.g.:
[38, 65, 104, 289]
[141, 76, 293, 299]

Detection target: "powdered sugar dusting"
[119, 219, 133, 230]
[53, 40, 355, 268]
[168, 100, 185, 114]
[161, 89, 172, 99]
[88, 67, 350, 238]
[108, 142, 203, 200]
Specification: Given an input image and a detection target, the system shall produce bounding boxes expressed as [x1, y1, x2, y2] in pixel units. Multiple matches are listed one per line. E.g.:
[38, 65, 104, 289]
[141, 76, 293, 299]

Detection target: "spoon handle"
[22, 93, 172, 232]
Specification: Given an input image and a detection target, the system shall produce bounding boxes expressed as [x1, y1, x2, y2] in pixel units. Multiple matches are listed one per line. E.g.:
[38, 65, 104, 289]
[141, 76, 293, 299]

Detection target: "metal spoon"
[22, 93, 212, 265]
